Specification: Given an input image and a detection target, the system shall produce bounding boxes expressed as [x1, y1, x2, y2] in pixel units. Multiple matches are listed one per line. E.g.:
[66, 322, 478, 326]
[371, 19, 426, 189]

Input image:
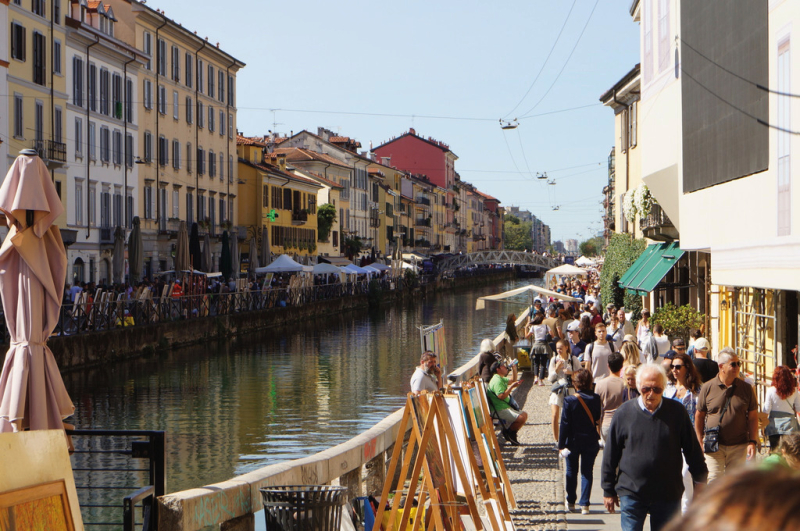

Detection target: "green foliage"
[404, 268, 419, 289]
[600, 233, 647, 317]
[502, 215, 533, 251]
[579, 236, 604, 257]
[344, 235, 363, 260]
[651, 303, 705, 344]
[317, 203, 337, 242]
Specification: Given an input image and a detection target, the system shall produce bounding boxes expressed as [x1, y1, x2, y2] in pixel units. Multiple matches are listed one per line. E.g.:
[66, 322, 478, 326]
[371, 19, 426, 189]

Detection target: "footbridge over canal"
[438, 250, 560, 272]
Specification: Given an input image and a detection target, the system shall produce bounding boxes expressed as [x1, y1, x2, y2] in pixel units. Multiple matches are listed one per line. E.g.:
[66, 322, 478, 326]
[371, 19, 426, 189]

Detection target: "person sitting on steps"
[488, 360, 527, 445]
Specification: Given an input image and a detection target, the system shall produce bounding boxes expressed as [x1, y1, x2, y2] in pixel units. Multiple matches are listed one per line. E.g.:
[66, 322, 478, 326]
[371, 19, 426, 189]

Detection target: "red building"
[373, 129, 457, 191]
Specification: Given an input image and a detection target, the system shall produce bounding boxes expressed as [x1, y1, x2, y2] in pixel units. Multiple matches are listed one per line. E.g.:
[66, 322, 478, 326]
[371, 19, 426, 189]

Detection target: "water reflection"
[64, 278, 534, 495]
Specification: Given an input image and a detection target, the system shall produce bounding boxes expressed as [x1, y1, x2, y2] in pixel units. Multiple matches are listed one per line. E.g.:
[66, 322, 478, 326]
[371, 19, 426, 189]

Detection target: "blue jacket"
[559, 391, 601, 451]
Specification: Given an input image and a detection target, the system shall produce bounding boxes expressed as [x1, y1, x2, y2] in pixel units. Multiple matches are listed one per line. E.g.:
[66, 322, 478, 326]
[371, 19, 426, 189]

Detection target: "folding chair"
[485, 388, 517, 445]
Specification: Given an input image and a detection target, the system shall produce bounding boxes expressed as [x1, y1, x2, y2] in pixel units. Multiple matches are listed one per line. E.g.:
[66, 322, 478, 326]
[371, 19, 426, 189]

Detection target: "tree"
[600, 233, 647, 318]
[579, 236, 604, 257]
[651, 303, 705, 344]
[316, 203, 337, 242]
[503, 215, 533, 251]
[344, 235, 363, 260]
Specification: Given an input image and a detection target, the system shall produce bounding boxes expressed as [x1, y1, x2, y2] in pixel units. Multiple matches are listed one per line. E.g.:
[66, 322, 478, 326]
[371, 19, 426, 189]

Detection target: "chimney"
[381, 156, 391, 167]
[276, 153, 287, 172]
[409, 128, 416, 135]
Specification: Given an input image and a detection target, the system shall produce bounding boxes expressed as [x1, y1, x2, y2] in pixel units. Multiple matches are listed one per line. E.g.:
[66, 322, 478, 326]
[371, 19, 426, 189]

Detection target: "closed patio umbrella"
[112, 225, 125, 284]
[189, 222, 202, 271]
[220, 230, 232, 280]
[175, 221, 190, 271]
[260, 225, 271, 267]
[128, 216, 143, 283]
[0, 152, 73, 433]
[248, 237, 259, 274]
[202, 232, 212, 273]
[230, 233, 240, 278]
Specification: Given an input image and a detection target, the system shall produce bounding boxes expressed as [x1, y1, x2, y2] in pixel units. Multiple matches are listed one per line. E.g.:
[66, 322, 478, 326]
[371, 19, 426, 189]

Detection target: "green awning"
[618, 242, 686, 295]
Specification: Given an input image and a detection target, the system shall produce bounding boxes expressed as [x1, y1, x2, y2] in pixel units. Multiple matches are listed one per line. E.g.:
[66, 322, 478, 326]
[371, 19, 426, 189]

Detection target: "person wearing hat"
[692, 338, 718, 383]
[603, 303, 616, 324]
[488, 360, 527, 445]
[567, 320, 587, 360]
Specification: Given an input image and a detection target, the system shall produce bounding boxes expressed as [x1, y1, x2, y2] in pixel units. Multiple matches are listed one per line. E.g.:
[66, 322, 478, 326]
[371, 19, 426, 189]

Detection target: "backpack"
[584, 340, 615, 365]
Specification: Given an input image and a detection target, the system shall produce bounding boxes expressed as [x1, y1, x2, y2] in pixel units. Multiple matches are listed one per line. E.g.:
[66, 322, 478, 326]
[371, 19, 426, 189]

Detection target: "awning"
[618, 242, 686, 295]
[319, 256, 353, 267]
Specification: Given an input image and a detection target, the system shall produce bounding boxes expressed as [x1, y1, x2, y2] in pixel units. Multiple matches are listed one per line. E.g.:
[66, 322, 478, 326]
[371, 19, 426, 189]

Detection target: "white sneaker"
[581, 506, 590, 515]
[565, 502, 575, 513]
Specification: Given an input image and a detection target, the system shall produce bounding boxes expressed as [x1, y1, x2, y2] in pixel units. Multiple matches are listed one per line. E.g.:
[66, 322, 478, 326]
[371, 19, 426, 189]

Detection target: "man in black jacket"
[601, 364, 707, 531]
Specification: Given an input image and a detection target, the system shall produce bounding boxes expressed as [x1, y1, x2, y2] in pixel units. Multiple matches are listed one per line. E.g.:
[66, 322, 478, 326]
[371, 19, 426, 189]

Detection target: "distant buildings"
[565, 239, 578, 255]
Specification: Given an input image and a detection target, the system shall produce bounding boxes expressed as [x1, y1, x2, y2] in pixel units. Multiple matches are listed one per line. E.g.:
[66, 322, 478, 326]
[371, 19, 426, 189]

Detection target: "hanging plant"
[623, 189, 637, 223]
[634, 184, 653, 219]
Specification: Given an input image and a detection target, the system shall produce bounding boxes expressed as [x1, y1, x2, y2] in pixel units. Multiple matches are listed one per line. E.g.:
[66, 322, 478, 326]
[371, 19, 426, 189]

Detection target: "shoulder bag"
[576, 393, 601, 442]
[704, 388, 733, 453]
[766, 394, 800, 436]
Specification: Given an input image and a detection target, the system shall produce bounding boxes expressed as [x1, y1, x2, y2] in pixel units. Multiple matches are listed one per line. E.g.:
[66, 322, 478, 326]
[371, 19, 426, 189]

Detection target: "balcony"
[640, 203, 679, 242]
[416, 196, 430, 206]
[415, 217, 431, 227]
[291, 210, 308, 225]
[369, 217, 381, 228]
[34, 140, 67, 164]
[99, 227, 114, 244]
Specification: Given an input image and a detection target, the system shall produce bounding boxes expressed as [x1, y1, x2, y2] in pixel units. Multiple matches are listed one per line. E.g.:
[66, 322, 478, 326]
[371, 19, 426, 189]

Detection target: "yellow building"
[106, 0, 244, 274]
[431, 186, 447, 252]
[236, 138, 322, 257]
[6, 0, 69, 226]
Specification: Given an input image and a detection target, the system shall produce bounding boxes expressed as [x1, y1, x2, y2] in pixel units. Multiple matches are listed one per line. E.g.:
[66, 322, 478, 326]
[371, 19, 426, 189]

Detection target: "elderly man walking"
[602, 364, 707, 531]
[694, 347, 759, 483]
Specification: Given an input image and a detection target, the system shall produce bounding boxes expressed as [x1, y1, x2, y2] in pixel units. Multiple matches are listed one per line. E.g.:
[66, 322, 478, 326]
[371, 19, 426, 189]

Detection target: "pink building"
[373, 129, 457, 191]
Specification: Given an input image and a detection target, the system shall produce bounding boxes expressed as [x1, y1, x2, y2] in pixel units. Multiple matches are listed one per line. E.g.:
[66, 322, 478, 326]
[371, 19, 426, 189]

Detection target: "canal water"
[63, 277, 534, 511]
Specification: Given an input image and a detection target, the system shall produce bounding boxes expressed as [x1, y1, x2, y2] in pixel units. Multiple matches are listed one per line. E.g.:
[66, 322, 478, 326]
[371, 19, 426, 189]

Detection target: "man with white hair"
[694, 347, 758, 483]
[601, 364, 707, 531]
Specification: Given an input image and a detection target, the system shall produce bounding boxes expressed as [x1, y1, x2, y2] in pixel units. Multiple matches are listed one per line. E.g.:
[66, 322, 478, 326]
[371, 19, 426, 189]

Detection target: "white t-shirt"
[410, 367, 439, 393]
[588, 341, 614, 381]
[530, 323, 548, 341]
[763, 387, 800, 415]
[654, 335, 671, 356]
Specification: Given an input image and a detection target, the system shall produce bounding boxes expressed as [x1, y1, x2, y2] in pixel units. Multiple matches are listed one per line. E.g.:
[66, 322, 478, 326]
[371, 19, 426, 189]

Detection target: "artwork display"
[420, 321, 448, 375]
[0, 480, 75, 531]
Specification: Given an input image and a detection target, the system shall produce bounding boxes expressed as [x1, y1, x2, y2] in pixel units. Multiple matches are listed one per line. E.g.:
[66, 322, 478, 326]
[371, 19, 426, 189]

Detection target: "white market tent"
[476, 285, 582, 311]
[254, 254, 304, 274]
[312, 262, 343, 275]
[575, 256, 597, 267]
[367, 262, 390, 271]
[545, 263, 589, 288]
[342, 264, 370, 275]
[401, 261, 419, 272]
[363, 265, 383, 274]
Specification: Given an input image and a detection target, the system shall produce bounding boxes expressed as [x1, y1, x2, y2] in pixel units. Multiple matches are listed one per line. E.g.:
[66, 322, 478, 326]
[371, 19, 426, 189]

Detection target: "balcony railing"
[416, 197, 430, 206]
[291, 210, 308, 225]
[415, 217, 431, 227]
[640, 203, 678, 242]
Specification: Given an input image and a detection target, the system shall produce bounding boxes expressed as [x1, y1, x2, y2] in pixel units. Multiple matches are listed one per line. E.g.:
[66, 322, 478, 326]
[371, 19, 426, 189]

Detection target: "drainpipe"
[154, 17, 168, 226]
[49, 0, 55, 161]
[85, 36, 100, 239]
[194, 39, 207, 227]
[122, 54, 137, 236]
[225, 57, 236, 231]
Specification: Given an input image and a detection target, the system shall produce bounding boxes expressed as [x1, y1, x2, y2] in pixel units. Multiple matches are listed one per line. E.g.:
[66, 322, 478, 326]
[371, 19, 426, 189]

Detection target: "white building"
[0, 1, 9, 178]
[65, 0, 147, 284]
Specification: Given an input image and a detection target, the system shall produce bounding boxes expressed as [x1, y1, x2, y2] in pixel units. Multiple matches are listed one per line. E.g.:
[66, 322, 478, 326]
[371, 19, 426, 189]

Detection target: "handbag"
[765, 396, 800, 436]
[704, 390, 733, 453]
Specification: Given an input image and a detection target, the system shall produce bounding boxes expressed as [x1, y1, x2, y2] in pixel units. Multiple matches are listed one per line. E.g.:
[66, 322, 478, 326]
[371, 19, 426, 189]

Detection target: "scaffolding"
[733, 287, 777, 403]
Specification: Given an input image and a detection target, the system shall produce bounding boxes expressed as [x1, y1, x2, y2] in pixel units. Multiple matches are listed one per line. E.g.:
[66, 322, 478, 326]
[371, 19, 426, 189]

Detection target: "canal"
[63, 277, 534, 506]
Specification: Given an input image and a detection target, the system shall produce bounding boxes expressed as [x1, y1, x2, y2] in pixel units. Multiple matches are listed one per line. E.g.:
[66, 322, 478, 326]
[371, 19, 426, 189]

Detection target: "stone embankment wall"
[155, 306, 530, 531]
[47, 270, 514, 371]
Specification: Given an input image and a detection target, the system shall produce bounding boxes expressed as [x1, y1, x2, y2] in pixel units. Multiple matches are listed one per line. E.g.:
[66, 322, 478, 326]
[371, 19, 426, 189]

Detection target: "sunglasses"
[671, 364, 685, 370]
[641, 386, 664, 395]
[728, 361, 741, 368]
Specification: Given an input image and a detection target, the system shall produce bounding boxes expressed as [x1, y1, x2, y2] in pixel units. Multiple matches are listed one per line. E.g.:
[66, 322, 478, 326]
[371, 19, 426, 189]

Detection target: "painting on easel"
[0, 480, 75, 531]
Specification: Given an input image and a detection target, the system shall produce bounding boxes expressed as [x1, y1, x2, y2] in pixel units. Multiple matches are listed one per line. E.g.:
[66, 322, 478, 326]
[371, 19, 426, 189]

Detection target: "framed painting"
[0, 480, 75, 531]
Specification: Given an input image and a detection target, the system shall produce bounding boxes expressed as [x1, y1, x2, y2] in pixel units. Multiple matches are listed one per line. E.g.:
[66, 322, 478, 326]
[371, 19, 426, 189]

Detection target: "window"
[75, 182, 84, 225]
[126, 194, 134, 228]
[229, 155, 233, 183]
[207, 65, 214, 97]
[112, 73, 122, 118]
[283, 188, 292, 211]
[778, 38, 791, 236]
[172, 140, 181, 169]
[185, 52, 193, 88]
[272, 186, 282, 209]
[218, 71, 224, 102]
[99, 68, 109, 115]
[158, 135, 168, 166]
[100, 191, 110, 228]
[197, 147, 205, 175]
[126, 133, 133, 167]
[228, 114, 233, 139]
[112, 130, 122, 165]
[185, 96, 193, 124]
[228, 75, 234, 106]
[75, 118, 83, 156]
[308, 195, 316, 214]
[54, 107, 63, 144]
[171, 45, 180, 81]
[173, 91, 179, 119]
[88, 122, 96, 160]
[125, 78, 133, 122]
[263, 186, 269, 209]
[54, 0, 60, 23]
[198, 193, 205, 221]
[158, 85, 166, 114]
[143, 131, 152, 162]
[54, 40, 62, 74]
[208, 106, 214, 132]
[172, 190, 179, 218]
[113, 192, 123, 228]
[197, 59, 204, 93]
[11, 23, 25, 61]
[32, 0, 45, 17]
[144, 185, 153, 219]
[72, 57, 83, 106]
[32, 32, 46, 85]
[197, 101, 204, 128]
[143, 31, 152, 70]
[209, 150, 216, 177]
[220, 198, 226, 223]
[220, 110, 225, 136]
[157, 38, 166, 76]
[88, 64, 97, 111]
[630, 101, 638, 148]
[143, 79, 152, 109]
[89, 185, 96, 226]
[100, 126, 110, 162]
[658, 0, 670, 73]
[186, 192, 194, 225]
[209, 196, 216, 231]
[186, 142, 192, 173]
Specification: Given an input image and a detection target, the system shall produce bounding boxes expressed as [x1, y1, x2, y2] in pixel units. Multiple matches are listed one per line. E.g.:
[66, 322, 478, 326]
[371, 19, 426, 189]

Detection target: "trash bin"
[260, 485, 348, 531]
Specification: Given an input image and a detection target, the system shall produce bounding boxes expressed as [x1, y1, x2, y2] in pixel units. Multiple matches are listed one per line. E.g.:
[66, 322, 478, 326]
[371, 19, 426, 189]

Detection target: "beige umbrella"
[260, 225, 271, 267]
[0, 153, 73, 433]
[229, 233, 240, 277]
[175, 221, 190, 271]
[248, 236, 259, 274]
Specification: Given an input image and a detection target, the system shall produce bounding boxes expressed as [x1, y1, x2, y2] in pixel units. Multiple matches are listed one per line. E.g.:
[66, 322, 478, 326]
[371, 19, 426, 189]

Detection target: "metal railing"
[640, 203, 673, 231]
[68, 429, 166, 531]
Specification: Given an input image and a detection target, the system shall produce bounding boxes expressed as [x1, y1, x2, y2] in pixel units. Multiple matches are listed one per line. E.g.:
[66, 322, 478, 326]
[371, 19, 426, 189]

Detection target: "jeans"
[533, 353, 548, 381]
[564, 445, 599, 507]
[619, 496, 680, 531]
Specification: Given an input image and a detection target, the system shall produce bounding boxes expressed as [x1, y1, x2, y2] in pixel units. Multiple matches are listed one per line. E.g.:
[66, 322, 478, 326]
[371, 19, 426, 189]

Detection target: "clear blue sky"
[151, 0, 639, 243]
